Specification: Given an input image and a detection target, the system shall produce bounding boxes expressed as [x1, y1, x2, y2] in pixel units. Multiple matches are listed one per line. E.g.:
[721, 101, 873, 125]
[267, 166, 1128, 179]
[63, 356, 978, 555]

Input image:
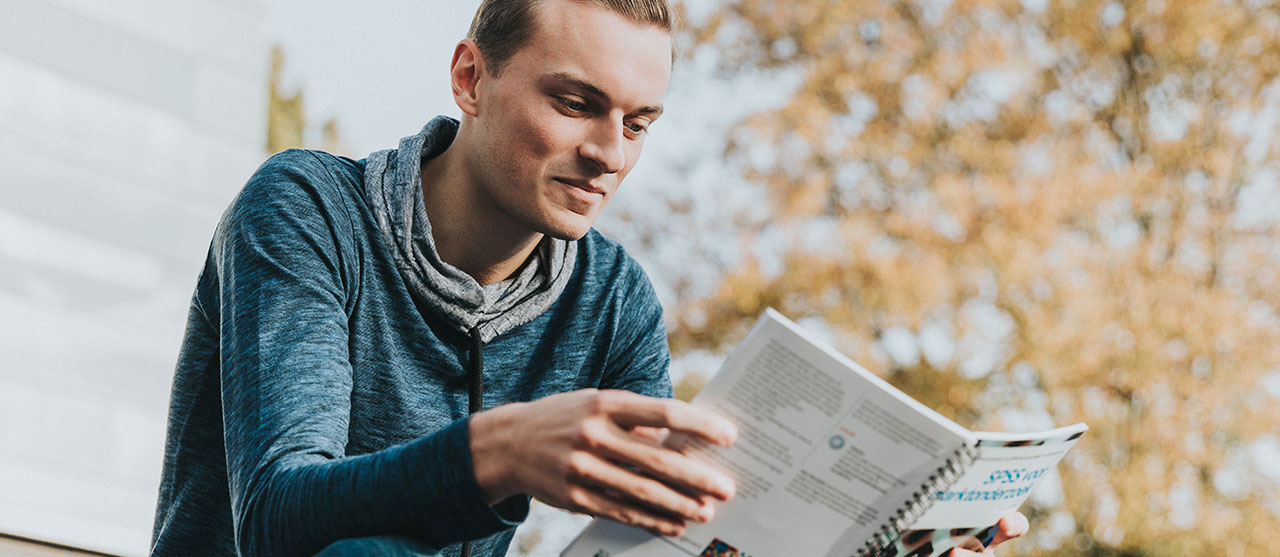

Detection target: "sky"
[267, 0, 481, 154]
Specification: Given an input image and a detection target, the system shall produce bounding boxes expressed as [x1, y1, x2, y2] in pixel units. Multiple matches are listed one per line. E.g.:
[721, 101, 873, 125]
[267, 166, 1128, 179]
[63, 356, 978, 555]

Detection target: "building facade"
[0, 0, 267, 553]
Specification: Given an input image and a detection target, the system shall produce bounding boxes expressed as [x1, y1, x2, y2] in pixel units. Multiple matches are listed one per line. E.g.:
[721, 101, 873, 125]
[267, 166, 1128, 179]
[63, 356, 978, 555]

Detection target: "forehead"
[510, 0, 672, 108]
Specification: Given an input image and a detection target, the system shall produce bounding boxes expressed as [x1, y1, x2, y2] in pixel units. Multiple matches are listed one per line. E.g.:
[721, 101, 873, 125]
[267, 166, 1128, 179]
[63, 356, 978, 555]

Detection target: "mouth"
[554, 177, 607, 196]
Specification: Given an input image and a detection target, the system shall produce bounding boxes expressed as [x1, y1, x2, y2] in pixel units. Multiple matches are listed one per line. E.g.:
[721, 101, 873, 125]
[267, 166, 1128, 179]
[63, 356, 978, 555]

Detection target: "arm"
[596, 256, 672, 399]
[217, 152, 520, 555]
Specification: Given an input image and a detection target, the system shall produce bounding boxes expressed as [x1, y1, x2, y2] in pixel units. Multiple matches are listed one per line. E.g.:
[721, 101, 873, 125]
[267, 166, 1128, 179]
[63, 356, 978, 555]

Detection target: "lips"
[554, 177, 607, 196]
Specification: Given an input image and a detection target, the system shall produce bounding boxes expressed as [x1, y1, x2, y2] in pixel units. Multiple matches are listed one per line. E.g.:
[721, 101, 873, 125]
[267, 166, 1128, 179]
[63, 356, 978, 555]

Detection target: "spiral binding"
[854, 443, 981, 557]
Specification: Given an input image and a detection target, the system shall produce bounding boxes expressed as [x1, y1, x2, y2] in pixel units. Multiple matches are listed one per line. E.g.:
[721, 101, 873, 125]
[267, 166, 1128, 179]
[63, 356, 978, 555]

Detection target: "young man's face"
[466, 0, 672, 240]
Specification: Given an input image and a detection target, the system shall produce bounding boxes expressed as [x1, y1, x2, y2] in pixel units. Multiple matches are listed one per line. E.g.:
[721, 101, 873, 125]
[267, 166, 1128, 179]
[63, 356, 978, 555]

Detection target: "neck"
[419, 139, 543, 286]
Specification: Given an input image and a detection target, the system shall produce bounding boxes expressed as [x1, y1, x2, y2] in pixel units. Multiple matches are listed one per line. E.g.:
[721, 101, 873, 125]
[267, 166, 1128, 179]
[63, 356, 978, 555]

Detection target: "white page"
[563, 310, 973, 557]
[908, 423, 1087, 530]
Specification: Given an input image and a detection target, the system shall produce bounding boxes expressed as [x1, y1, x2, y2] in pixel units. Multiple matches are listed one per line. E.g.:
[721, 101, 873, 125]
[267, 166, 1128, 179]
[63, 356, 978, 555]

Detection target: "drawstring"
[468, 328, 484, 414]
[461, 327, 484, 557]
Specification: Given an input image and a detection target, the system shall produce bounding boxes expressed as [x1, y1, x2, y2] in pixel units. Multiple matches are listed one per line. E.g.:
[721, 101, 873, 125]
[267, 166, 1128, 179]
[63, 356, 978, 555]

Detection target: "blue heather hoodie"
[151, 130, 671, 556]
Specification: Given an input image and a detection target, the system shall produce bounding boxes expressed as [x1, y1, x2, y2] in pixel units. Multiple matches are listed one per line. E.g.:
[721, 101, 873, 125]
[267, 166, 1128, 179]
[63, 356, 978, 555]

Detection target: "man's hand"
[469, 389, 738, 537]
[947, 512, 1029, 556]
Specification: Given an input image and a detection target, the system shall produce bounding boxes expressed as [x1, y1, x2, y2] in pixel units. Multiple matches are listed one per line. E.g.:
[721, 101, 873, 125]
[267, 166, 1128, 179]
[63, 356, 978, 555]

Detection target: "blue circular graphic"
[829, 434, 845, 449]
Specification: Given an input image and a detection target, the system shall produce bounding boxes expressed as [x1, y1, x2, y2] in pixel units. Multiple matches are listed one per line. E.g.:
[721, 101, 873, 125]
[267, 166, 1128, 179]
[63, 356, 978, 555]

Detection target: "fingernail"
[720, 422, 738, 445]
[716, 476, 736, 499]
[698, 503, 716, 522]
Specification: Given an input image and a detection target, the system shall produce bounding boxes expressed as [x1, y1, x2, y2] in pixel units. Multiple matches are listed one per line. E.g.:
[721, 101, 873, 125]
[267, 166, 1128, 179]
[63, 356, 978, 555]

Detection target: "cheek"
[510, 102, 570, 163]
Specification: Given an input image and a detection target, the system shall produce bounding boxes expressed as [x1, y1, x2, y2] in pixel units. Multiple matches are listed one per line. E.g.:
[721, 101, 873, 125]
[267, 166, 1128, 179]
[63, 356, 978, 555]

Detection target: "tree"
[666, 0, 1280, 554]
[267, 46, 348, 155]
[268, 46, 306, 154]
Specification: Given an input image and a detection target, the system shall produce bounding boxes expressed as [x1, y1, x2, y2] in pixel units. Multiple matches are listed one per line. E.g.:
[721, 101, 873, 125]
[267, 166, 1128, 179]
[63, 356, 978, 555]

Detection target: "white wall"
[0, 0, 267, 553]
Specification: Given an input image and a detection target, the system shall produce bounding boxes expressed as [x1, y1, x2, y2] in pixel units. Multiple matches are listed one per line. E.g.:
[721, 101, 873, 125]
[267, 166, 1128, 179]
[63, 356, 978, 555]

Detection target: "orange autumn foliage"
[664, 1, 1280, 554]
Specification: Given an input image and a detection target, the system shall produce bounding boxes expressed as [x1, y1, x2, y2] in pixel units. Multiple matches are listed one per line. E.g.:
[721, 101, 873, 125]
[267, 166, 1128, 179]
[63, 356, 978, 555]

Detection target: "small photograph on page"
[883, 525, 995, 557]
[698, 537, 749, 557]
[975, 428, 1085, 448]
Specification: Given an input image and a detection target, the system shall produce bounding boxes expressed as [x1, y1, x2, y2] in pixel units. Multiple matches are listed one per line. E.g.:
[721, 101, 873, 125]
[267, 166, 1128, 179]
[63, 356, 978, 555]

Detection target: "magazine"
[562, 309, 1086, 557]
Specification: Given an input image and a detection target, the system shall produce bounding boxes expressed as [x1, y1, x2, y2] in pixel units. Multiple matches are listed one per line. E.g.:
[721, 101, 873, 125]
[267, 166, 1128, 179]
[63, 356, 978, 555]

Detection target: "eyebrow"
[546, 71, 664, 118]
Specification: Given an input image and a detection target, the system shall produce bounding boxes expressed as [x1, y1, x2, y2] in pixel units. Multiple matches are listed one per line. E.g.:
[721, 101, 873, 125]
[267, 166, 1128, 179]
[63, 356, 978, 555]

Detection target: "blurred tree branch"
[665, 0, 1280, 554]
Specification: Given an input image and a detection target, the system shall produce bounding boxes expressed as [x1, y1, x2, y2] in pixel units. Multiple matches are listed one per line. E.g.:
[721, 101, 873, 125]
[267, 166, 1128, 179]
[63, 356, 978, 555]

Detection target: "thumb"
[987, 512, 1030, 549]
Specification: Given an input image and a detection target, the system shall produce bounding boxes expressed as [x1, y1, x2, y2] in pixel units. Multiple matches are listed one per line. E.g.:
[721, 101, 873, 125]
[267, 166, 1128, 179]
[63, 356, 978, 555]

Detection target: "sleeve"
[597, 255, 674, 400]
[215, 151, 524, 556]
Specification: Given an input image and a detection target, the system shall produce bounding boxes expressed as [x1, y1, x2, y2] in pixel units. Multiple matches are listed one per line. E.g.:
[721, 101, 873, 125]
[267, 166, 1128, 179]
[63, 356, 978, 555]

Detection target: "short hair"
[467, 0, 673, 75]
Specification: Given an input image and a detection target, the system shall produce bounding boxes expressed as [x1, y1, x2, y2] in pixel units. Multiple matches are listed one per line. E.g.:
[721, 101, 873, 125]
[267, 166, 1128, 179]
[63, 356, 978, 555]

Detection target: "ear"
[450, 39, 485, 117]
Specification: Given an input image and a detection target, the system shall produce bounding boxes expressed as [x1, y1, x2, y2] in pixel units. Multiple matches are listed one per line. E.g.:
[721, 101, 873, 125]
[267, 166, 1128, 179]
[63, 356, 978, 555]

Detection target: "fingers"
[628, 425, 670, 445]
[565, 450, 716, 525]
[560, 479, 691, 537]
[565, 391, 737, 526]
[475, 390, 741, 537]
[947, 513, 1030, 556]
[589, 419, 736, 501]
[987, 512, 1029, 549]
[600, 390, 738, 446]
[573, 392, 737, 502]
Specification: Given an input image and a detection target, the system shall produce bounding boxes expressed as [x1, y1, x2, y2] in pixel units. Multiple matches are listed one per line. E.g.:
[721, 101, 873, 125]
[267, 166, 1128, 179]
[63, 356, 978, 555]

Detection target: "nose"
[579, 118, 626, 175]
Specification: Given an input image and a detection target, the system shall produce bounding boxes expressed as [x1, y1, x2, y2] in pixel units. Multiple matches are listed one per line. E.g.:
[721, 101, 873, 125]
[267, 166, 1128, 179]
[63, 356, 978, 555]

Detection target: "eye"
[625, 121, 649, 138]
[557, 97, 589, 113]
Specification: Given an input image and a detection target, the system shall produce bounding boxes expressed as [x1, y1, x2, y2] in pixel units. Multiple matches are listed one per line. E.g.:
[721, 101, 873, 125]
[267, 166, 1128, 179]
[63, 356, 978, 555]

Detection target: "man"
[152, 0, 1026, 555]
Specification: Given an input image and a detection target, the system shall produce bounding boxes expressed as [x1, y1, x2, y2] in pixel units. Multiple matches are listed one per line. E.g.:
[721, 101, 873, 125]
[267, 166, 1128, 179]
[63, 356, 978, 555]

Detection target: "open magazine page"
[911, 423, 1087, 529]
[563, 310, 973, 557]
[877, 423, 1088, 557]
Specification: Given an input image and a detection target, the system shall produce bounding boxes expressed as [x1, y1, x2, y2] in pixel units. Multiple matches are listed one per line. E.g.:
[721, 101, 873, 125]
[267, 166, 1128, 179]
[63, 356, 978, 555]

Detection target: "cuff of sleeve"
[400, 417, 529, 541]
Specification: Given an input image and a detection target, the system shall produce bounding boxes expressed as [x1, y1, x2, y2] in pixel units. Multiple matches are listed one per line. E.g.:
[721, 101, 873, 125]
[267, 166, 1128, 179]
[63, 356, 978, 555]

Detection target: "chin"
[542, 224, 592, 241]
[540, 214, 596, 241]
